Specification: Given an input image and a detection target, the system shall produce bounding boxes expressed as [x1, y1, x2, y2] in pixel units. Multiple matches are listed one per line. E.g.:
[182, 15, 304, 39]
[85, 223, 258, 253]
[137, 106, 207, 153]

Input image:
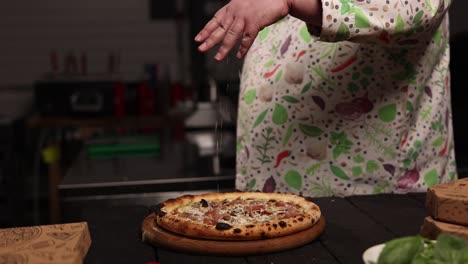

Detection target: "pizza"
[154, 192, 321, 241]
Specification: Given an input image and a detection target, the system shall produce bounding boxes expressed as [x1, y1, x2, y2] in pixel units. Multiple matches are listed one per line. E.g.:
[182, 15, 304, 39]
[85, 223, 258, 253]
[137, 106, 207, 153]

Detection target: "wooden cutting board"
[141, 213, 325, 256]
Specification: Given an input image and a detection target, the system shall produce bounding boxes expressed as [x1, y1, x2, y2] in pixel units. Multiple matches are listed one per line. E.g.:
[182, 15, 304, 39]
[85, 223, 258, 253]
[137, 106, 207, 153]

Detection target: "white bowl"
[362, 243, 385, 264]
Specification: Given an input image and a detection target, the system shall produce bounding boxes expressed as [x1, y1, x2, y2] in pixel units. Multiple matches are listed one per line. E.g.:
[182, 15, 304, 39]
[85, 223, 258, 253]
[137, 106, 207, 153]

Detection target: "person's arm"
[195, 0, 450, 61]
[313, 0, 450, 46]
[194, 0, 324, 60]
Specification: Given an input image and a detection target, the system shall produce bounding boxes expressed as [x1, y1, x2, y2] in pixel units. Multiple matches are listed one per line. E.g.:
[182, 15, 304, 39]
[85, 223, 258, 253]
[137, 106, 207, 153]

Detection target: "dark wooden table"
[150, 193, 428, 264]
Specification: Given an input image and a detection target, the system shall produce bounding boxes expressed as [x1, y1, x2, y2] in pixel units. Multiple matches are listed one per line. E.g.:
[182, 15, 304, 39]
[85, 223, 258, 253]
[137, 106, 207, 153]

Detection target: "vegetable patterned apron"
[235, 0, 456, 196]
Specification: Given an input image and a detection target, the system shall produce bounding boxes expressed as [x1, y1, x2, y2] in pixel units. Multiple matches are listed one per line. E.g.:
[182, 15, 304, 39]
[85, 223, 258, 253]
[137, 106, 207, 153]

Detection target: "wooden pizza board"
[141, 213, 325, 256]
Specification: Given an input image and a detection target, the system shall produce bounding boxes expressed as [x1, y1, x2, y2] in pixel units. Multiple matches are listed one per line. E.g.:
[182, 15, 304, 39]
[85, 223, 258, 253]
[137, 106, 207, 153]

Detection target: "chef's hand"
[195, 0, 322, 61]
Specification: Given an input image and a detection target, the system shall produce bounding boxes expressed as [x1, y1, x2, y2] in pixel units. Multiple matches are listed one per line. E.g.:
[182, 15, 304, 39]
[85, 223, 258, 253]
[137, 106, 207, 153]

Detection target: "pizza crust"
[155, 192, 321, 241]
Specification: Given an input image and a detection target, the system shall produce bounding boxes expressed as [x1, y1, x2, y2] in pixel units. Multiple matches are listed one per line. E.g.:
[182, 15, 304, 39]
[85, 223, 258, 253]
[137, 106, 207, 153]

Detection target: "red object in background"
[113, 81, 126, 117]
[64, 52, 78, 75]
[138, 80, 156, 133]
[138, 81, 156, 115]
[70, 54, 78, 73]
[184, 84, 193, 103]
[50, 51, 59, 74]
[170, 81, 184, 107]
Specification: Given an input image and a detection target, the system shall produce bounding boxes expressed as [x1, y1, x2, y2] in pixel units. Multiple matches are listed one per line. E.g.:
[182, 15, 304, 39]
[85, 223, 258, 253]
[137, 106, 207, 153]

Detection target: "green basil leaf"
[306, 163, 322, 175]
[243, 89, 256, 105]
[378, 104, 397, 123]
[282, 96, 300, 104]
[433, 233, 468, 262]
[299, 124, 323, 137]
[355, 8, 370, 28]
[247, 179, 256, 191]
[300, 25, 312, 43]
[275, 69, 283, 82]
[378, 236, 424, 264]
[366, 160, 379, 174]
[341, 2, 350, 14]
[284, 170, 302, 190]
[301, 80, 313, 94]
[413, 10, 424, 24]
[253, 109, 268, 129]
[432, 136, 444, 147]
[352, 166, 362, 177]
[407, 100, 414, 113]
[272, 103, 288, 125]
[353, 155, 365, 163]
[330, 165, 350, 180]
[336, 23, 350, 41]
[282, 124, 294, 147]
[433, 30, 442, 46]
[259, 27, 270, 41]
[395, 14, 405, 34]
[424, 169, 439, 187]
[264, 60, 275, 67]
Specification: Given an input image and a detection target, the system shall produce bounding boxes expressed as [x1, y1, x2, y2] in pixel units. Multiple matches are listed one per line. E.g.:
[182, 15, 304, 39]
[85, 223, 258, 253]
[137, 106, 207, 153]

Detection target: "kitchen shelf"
[27, 111, 190, 129]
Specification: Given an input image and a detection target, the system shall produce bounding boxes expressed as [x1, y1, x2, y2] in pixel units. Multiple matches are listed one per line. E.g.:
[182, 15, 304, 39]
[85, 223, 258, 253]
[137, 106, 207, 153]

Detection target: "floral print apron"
[235, 0, 457, 196]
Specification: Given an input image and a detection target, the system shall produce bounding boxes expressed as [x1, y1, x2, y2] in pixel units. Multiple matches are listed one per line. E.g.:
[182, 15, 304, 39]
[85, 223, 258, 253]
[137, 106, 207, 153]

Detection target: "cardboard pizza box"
[425, 177, 468, 226]
[0, 222, 91, 264]
[420, 216, 468, 240]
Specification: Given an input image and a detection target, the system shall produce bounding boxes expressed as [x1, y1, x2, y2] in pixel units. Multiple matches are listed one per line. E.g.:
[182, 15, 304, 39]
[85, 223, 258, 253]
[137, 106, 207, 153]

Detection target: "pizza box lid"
[426, 178, 468, 226]
[0, 222, 91, 264]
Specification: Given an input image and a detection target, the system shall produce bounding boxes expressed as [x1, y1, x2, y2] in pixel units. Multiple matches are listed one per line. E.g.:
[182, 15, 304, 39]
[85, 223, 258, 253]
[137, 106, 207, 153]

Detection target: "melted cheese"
[171, 198, 303, 226]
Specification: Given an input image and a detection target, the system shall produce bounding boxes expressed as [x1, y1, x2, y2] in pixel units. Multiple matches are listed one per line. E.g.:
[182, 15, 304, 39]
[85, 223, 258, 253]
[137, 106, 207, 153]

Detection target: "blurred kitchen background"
[0, 0, 467, 261]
